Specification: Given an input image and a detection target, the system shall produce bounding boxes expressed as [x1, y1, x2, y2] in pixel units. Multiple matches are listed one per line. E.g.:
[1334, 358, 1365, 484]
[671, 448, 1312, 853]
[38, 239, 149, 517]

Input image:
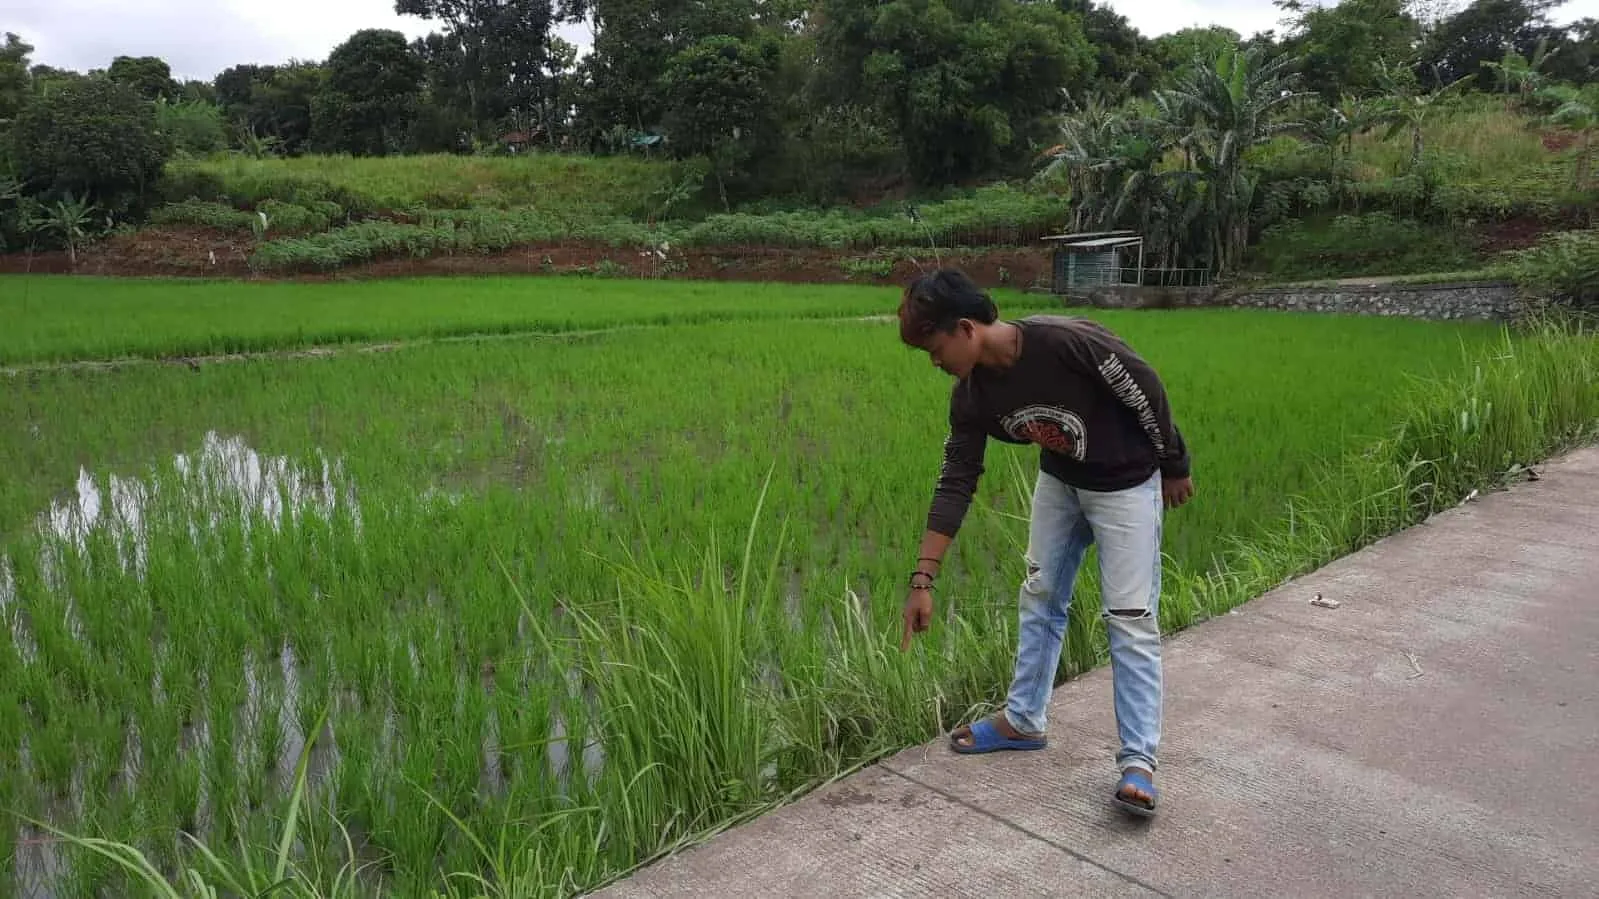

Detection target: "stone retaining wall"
[1064, 281, 1525, 321]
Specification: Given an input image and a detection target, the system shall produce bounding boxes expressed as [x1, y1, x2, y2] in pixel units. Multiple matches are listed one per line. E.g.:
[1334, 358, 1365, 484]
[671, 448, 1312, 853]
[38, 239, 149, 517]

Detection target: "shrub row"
[245, 186, 1067, 272]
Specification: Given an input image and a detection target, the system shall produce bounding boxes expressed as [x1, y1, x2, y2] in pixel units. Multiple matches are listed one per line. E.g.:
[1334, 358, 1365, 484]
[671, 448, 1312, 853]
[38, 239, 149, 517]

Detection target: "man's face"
[918, 321, 980, 380]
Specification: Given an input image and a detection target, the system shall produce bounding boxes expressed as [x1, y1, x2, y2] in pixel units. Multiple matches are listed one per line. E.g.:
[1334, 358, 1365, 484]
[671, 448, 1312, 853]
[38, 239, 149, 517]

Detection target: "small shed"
[1042, 231, 1144, 292]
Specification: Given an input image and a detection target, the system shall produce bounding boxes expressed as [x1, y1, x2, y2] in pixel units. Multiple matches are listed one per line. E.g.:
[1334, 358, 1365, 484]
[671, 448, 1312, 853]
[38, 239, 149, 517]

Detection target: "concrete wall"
[1063, 281, 1525, 322]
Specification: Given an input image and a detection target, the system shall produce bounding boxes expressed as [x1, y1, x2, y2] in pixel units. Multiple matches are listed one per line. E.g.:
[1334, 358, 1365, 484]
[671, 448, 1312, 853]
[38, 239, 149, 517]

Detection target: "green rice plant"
[1174, 311, 1598, 624]
[26, 707, 375, 899]
[5, 288, 1588, 897]
[0, 276, 982, 366]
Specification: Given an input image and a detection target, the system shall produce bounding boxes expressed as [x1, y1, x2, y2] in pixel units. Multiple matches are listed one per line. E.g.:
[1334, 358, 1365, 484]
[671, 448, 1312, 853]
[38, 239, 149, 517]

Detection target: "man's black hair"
[897, 268, 999, 346]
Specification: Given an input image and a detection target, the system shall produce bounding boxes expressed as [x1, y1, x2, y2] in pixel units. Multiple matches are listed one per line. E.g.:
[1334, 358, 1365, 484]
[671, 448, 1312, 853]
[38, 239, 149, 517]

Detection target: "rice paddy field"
[0, 274, 1551, 897]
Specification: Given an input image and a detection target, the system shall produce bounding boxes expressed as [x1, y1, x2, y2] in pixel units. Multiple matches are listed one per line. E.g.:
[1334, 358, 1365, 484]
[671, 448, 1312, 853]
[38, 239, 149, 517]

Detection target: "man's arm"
[1060, 321, 1190, 479]
[924, 405, 988, 543]
[903, 403, 986, 649]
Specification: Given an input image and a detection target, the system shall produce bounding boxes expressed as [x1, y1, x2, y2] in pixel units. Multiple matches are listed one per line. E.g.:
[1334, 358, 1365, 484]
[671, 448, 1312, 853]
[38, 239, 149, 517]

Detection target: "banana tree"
[1159, 45, 1312, 273]
[1373, 60, 1469, 172]
[1541, 83, 1599, 193]
[30, 194, 98, 266]
[1038, 94, 1209, 271]
[1485, 38, 1557, 111]
[1038, 95, 1136, 232]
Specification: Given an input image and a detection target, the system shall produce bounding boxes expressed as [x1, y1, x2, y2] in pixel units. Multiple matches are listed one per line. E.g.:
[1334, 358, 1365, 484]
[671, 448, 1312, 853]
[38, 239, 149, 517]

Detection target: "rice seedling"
[0, 275, 1014, 366]
[1, 287, 1589, 897]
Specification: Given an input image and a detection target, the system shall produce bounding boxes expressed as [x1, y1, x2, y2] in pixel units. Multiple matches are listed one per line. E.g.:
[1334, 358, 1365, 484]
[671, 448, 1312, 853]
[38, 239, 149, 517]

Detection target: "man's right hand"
[900, 588, 934, 651]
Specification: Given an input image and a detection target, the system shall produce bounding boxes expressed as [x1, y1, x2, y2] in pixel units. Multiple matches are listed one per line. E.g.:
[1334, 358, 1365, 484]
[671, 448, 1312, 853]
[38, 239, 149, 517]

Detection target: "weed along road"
[591, 446, 1599, 898]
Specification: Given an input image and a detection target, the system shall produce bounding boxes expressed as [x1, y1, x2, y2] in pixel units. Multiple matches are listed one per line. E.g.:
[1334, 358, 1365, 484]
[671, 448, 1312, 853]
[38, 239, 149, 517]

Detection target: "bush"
[1506, 229, 1599, 309]
[238, 182, 1067, 271]
[258, 199, 335, 235]
[155, 166, 228, 207]
[683, 184, 1063, 249]
[246, 210, 671, 271]
[155, 99, 228, 156]
[9, 76, 172, 214]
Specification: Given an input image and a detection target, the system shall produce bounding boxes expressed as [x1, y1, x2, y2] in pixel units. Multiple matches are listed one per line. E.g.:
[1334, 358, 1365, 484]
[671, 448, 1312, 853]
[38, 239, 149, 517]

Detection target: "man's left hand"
[1163, 476, 1194, 509]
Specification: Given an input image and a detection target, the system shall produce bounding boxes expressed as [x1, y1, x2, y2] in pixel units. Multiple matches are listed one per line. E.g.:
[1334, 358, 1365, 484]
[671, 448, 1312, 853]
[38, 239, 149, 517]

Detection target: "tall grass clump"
[1175, 312, 1599, 621]
[1346, 93, 1594, 221]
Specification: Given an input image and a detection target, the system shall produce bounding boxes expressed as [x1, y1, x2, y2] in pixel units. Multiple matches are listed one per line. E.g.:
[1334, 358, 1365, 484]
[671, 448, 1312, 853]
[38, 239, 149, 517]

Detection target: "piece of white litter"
[1310, 593, 1341, 609]
[1404, 651, 1424, 679]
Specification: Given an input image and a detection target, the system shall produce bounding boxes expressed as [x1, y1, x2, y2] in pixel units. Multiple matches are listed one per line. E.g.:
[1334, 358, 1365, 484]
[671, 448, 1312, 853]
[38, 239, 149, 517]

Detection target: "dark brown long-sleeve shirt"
[926, 314, 1191, 538]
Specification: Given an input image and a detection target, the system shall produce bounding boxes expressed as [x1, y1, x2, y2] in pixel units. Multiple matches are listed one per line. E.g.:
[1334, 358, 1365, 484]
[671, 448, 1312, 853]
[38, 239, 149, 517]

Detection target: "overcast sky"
[6, 0, 1599, 82]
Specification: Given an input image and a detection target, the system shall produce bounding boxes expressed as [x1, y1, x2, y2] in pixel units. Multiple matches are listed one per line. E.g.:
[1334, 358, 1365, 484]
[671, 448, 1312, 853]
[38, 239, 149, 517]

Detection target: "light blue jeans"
[1003, 469, 1164, 774]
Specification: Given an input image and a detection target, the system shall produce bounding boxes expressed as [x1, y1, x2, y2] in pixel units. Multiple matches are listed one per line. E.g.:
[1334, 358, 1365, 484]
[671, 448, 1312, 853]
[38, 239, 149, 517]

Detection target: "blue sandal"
[1114, 769, 1158, 817]
[950, 717, 1048, 754]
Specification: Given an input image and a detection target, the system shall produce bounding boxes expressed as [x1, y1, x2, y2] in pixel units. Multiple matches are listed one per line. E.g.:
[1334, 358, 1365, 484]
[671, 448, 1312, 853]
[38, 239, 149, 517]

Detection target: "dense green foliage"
[2, 1, 1598, 276]
[7, 76, 171, 213]
[309, 30, 427, 157]
[134, 182, 1064, 271]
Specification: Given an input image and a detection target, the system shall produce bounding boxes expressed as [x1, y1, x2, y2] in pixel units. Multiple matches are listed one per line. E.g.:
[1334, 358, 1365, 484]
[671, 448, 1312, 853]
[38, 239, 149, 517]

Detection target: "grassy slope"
[168, 96, 1582, 223]
[169, 152, 697, 219]
[1347, 94, 1581, 216]
[1247, 96, 1589, 281]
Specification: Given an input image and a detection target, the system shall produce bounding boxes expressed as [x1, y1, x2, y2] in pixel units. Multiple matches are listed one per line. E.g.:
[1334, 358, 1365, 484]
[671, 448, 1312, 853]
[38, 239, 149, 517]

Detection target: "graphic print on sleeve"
[1096, 353, 1168, 459]
[999, 405, 1088, 461]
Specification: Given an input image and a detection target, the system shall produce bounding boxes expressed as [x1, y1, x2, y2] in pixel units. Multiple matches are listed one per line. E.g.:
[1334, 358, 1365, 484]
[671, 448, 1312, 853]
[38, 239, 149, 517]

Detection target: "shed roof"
[1047, 235, 1144, 250]
[1041, 230, 1137, 242]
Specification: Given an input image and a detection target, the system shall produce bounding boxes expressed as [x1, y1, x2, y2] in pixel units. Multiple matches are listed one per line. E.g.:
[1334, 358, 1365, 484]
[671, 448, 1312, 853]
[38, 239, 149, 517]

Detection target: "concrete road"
[592, 448, 1599, 898]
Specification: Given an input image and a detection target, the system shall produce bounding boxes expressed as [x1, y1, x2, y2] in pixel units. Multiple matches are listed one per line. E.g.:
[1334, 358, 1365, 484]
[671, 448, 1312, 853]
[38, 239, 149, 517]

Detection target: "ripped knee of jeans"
[1104, 607, 1153, 621]
[1022, 558, 1049, 596]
